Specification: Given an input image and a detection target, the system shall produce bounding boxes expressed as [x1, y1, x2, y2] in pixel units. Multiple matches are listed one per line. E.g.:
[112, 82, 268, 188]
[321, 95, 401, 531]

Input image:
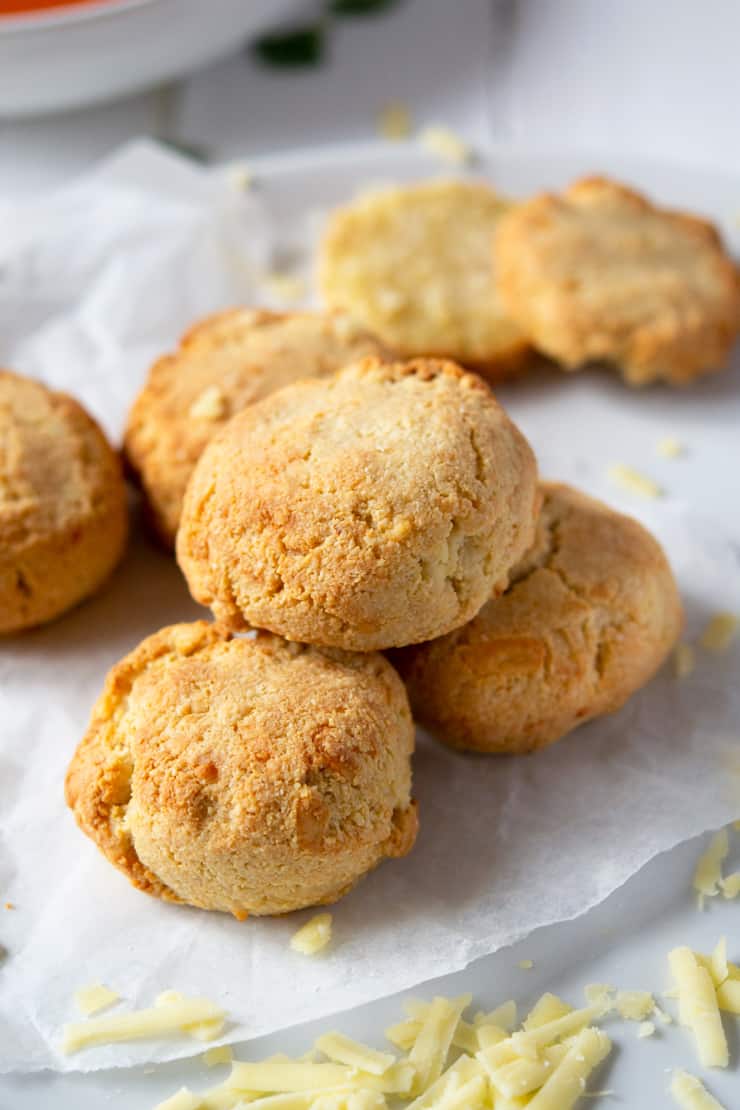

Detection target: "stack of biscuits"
[5, 172, 726, 920]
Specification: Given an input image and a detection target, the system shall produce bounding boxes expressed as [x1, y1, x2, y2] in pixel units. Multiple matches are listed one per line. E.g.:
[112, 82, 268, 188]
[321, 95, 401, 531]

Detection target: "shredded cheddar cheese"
[668, 947, 728, 1068]
[377, 102, 412, 140]
[203, 1044, 234, 1067]
[657, 437, 685, 458]
[63, 993, 225, 1054]
[693, 830, 729, 908]
[290, 913, 332, 955]
[615, 990, 655, 1021]
[74, 983, 120, 1017]
[608, 463, 662, 498]
[670, 1069, 727, 1110]
[699, 612, 739, 653]
[418, 125, 472, 165]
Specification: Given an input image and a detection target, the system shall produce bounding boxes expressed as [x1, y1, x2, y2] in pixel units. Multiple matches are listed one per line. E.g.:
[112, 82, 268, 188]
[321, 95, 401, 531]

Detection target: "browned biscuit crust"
[124, 309, 387, 548]
[495, 176, 740, 385]
[0, 369, 128, 634]
[394, 482, 683, 753]
[177, 357, 539, 651]
[65, 621, 417, 917]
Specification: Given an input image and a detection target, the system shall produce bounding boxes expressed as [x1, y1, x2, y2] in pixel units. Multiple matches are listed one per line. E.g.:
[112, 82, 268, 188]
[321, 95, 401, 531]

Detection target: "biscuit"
[177, 357, 539, 651]
[394, 482, 683, 753]
[124, 309, 386, 547]
[318, 180, 530, 379]
[495, 175, 740, 386]
[0, 370, 128, 634]
[65, 621, 417, 917]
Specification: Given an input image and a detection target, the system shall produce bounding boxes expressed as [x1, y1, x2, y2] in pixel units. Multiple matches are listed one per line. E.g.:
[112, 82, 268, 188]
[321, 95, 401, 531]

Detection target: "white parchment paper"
[0, 142, 739, 1074]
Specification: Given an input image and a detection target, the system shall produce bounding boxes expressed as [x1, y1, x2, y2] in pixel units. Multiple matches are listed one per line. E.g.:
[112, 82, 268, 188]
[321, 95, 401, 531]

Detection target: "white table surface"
[3, 0, 740, 195]
[1, 6, 739, 1104]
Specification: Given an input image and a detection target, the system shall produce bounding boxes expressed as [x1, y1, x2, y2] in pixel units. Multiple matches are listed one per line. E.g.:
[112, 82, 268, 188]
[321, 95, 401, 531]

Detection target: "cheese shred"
[670, 1069, 727, 1110]
[608, 463, 662, 498]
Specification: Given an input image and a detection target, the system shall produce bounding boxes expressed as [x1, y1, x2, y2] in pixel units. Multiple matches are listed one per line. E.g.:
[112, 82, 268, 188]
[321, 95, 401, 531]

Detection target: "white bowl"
[0, 0, 304, 117]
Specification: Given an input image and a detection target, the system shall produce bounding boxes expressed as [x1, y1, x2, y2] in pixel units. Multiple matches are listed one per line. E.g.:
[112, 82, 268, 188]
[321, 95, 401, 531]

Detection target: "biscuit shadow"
[338, 735, 511, 937]
[0, 511, 202, 665]
[495, 345, 740, 412]
[342, 587, 738, 940]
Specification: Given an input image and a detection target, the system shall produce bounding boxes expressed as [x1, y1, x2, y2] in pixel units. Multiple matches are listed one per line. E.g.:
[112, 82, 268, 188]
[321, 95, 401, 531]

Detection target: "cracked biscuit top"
[394, 482, 683, 753]
[495, 176, 740, 386]
[176, 357, 539, 651]
[65, 621, 418, 917]
[124, 309, 387, 548]
[0, 368, 128, 634]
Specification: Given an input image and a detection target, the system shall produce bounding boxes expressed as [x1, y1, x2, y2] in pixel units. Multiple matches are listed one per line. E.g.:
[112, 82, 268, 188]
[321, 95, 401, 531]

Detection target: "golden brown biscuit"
[177, 357, 539, 651]
[394, 483, 683, 754]
[124, 309, 387, 547]
[495, 176, 740, 386]
[318, 180, 530, 379]
[65, 621, 417, 917]
[0, 370, 128, 634]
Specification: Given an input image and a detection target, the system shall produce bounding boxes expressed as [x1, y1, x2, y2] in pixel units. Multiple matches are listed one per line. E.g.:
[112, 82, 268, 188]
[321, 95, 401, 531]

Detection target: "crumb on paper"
[518, 959, 534, 970]
[657, 436, 685, 458]
[719, 871, 740, 899]
[699, 612, 739, 654]
[377, 102, 412, 140]
[290, 912, 333, 955]
[74, 983, 120, 1017]
[654, 1004, 674, 1025]
[226, 163, 254, 191]
[418, 124, 473, 165]
[4, 902, 14, 910]
[189, 385, 227, 422]
[584, 983, 615, 1007]
[262, 272, 307, 304]
[608, 463, 662, 498]
[673, 642, 695, 679]
[203, 1044, 233, 1067]
[616, 990, 655, 1021]
[638, 1020, 656, 1038]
